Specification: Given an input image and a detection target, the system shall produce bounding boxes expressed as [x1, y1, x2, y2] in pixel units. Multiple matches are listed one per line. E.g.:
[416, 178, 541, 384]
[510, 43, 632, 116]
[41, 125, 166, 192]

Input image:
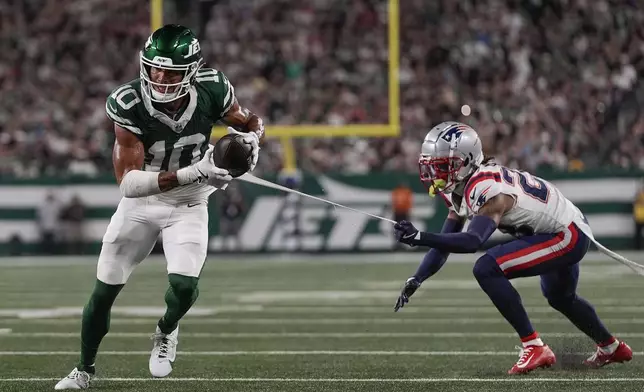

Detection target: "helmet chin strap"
[150, 87, 180, 102]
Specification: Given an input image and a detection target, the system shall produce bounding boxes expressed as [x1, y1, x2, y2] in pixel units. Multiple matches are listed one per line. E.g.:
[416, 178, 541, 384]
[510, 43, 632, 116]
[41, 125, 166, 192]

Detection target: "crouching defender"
[55, 24, 264, 389]
[393, 121, 632, 374]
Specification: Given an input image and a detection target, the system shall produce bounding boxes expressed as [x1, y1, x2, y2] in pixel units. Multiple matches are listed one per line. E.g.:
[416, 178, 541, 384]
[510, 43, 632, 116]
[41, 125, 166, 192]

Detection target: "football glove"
[394, 220, 420, 246]
[394, 277, 421, 312]
[177, 144, 233, 185]
[227, 127, 260, 171]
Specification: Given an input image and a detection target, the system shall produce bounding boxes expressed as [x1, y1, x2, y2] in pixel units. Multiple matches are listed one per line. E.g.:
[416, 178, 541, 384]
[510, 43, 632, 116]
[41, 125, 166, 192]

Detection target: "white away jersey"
[446, 164, 587, 236]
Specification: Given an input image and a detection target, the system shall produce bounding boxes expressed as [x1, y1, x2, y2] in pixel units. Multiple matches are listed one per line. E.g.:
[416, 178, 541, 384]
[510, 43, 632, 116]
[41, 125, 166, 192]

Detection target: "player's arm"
[394, 194, 515, 253]
[221, 99, 265, 143]
[413, 211, 465, 280]
[113, 125, 231, 198]
[220, 99, 264, 171]
[394, 211, 465, 312]
[113, 125, 167, 194]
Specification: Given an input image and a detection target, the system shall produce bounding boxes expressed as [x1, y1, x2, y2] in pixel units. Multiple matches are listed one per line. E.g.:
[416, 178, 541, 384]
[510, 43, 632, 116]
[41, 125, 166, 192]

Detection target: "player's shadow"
[551, 338, 593, 371]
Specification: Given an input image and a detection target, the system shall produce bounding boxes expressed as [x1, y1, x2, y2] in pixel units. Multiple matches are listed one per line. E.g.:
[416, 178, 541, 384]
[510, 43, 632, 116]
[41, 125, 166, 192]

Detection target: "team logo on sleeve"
[473, 186, 492, 207]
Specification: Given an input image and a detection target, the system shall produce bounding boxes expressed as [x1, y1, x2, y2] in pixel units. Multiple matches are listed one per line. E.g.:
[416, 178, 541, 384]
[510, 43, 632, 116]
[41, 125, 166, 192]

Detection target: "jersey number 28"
[501, 167, 549, 203]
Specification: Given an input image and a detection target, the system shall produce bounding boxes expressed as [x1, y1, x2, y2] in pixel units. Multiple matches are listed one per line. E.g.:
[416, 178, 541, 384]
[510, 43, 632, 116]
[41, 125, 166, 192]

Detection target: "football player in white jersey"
[392, 121, 632, 374]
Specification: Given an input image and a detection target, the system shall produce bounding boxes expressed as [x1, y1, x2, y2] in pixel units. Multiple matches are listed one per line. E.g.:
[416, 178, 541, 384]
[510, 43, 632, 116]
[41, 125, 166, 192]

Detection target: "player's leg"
[540, 254, 632, 367]
[148, 202, 209, 377]
[55, 198, 160, 390]
[472, 225, 587, 374]
[473, 233, 566, 346]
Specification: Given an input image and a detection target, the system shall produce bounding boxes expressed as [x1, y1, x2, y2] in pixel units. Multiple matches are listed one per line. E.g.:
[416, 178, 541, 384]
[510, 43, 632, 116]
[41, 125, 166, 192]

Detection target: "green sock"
[158, 274, 199, 334]
[77, 279, 123, 372]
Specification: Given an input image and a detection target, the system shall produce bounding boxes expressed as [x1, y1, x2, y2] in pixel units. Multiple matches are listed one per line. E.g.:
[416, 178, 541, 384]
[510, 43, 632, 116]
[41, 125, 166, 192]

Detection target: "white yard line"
[222, 306, 644, 314]
[0, 252, 638, 266]
[0, 350, 640, 356]
[0, 306, 263, 319]
[5, 317, 644, 325]
[3, 331, 644, 339]
[3, 303, 644, 319]
[1, 377, 643, 383]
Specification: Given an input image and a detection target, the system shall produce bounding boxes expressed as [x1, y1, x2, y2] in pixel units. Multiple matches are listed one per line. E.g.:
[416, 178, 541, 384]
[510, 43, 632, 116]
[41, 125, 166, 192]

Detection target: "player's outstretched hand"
[394, 277, 421, 312]
[177, 145, 233, 185]
[227, 127, 260, 171]
[394, 220, 419, 246]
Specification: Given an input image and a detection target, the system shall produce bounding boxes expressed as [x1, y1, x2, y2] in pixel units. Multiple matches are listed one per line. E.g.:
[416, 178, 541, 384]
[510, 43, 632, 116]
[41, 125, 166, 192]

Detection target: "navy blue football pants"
[472, 223, 613, 344]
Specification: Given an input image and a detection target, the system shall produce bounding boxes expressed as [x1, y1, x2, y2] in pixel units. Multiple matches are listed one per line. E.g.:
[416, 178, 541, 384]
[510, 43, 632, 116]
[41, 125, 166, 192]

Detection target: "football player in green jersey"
[55, 24, 265, 389]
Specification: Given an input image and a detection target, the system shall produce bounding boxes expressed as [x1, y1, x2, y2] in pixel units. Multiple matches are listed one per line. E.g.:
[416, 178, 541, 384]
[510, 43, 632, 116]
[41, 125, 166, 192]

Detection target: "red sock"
[521, 332, 539, 343]
[520, 331, 544, 347]
[599, 336, 616, 347]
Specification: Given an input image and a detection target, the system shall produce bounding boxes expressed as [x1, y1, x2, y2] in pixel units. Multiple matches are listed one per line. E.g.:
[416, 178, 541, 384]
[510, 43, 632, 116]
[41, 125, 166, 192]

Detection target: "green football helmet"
[140, 24, 204, 103]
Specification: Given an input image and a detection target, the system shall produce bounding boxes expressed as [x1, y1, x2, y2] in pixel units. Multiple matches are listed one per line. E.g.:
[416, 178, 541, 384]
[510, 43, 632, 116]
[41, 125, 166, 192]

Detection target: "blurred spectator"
[8, 234, 24, 256]
[36, 191, 61, 255]
[277, 169, 303, 250]
[392, 182, 413, 223]
[219, 185, 245, 251]
[60, 195, 86, 254]
[391, 182, 413, 249]
[633, 180, 644, 250]
[1, 0, 644, 176]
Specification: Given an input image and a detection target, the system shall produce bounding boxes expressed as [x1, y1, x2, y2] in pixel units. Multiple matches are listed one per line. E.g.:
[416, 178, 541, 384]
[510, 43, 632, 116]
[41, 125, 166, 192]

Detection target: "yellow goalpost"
[150, 0, 400, 171]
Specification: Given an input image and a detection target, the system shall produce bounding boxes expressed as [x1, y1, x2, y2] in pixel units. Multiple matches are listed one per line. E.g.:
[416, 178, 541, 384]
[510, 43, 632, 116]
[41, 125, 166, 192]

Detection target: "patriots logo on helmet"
[440, 127, 465, 143]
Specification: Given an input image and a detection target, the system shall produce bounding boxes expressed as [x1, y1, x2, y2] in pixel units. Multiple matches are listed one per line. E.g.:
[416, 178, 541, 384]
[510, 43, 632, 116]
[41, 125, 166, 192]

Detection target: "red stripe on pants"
[503, 224, 579, 274]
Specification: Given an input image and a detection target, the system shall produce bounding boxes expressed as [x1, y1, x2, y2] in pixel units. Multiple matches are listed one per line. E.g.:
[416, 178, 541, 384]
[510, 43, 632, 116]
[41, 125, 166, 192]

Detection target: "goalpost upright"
[151, 0, 400, 171]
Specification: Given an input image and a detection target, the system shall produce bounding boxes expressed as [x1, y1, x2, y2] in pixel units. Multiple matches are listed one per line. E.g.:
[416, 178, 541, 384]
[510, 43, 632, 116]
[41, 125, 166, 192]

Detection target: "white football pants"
[97, 196, 209, 285]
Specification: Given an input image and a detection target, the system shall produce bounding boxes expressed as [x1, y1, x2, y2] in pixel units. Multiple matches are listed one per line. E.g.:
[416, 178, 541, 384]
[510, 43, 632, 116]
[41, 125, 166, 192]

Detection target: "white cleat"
[54, 367, 92, 390]
[149, 325, 179, 378]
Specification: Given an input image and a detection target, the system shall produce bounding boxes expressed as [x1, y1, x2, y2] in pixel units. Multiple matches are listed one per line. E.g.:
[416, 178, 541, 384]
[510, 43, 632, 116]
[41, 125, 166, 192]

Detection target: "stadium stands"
[1, 0, 642, 177]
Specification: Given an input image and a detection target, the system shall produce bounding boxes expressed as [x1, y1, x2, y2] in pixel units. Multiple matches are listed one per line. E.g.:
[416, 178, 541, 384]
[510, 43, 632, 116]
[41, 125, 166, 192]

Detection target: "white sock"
[522, 337, 544, 348]
[599, 340, 619, 354]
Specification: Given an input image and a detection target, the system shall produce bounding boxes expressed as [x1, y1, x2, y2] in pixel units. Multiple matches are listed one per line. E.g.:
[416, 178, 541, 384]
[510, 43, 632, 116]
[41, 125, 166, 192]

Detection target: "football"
[213, 133, 253, 178]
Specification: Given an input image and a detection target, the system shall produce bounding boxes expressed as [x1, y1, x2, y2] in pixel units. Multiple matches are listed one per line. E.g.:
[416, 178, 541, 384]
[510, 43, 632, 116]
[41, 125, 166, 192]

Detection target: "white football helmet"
[419, 121, 483, 194]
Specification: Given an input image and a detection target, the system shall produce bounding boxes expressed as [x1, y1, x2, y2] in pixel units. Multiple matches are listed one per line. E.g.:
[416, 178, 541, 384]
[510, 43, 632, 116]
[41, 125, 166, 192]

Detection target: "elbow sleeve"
[119, 170, 161, 198]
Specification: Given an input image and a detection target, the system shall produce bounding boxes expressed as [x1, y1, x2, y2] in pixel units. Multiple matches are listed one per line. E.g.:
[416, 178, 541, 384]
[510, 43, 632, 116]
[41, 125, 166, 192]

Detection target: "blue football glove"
[394, 277, 421, 312]
[394, 220, 420, 246]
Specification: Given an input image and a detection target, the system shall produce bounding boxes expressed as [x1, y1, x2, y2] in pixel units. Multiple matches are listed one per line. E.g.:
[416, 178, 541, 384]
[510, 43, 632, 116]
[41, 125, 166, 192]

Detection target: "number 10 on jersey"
[147, 134, 207, 172]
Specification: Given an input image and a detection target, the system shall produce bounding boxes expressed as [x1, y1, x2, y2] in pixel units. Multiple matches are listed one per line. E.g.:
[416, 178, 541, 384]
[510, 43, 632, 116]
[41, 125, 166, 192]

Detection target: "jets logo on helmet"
[139, 24, 204, 103]
[419, 121, 483, 195]
[184, 38, 201, 59]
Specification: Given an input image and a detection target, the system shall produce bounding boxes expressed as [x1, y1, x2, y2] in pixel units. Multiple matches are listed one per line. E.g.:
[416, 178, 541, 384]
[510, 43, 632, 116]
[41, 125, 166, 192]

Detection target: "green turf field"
[0, 255, 642, 391]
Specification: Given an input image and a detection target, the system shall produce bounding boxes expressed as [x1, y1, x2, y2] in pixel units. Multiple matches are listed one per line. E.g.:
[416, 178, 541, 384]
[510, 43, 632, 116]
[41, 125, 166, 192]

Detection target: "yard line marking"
[4, 332, 644, 339]
[5, 301, 644, 316]
[0, 350, 642, 356]
[0, 306, 263, 319]
[6, 317, 644, 325]
[3, 305, 644, 319]
[0, 252, 633, 266]
[0, 328, 11, 334]
[280, 306, 644, 313]
[1, 377, 644, 383]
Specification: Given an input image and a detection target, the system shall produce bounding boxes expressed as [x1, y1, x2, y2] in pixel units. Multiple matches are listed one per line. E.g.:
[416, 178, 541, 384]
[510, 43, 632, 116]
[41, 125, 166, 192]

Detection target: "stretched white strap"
[575, 218, 644, 276]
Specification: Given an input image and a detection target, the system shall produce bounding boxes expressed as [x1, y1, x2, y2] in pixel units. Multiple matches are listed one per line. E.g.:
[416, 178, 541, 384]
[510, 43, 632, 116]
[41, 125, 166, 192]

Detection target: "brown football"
[213, 133, 252, 178]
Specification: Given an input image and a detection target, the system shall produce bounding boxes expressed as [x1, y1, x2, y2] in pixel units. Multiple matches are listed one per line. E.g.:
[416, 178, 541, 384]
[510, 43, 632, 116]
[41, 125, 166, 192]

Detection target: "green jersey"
[105, 67, 235, 203]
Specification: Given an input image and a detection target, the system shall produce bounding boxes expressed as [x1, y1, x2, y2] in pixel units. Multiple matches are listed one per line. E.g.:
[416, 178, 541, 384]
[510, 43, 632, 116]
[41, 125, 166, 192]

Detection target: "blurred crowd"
[1, 0, 643, 178]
